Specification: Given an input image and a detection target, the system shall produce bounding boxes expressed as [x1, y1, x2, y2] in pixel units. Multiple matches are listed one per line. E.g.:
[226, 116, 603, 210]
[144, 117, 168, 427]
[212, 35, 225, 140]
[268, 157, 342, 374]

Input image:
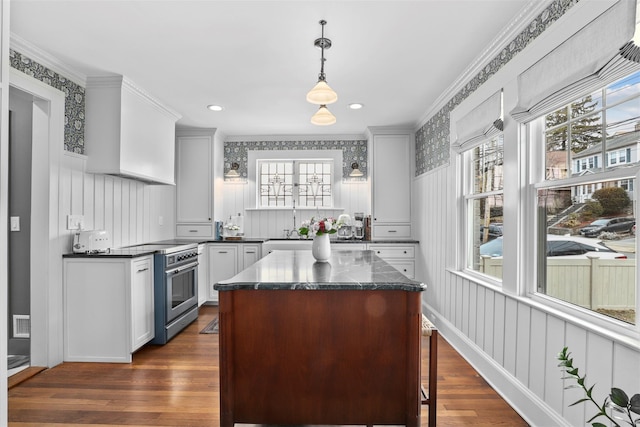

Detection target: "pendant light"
[307, 20, 337, 125]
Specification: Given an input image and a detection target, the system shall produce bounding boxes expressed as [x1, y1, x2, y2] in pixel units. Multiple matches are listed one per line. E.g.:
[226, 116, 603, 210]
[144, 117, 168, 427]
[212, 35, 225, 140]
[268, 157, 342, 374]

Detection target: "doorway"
[7, 87, 33, 376]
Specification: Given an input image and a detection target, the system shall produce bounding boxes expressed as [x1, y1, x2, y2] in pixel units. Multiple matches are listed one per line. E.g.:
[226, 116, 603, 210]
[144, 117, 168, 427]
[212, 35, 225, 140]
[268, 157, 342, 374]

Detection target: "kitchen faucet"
[286, 200, 301, 239]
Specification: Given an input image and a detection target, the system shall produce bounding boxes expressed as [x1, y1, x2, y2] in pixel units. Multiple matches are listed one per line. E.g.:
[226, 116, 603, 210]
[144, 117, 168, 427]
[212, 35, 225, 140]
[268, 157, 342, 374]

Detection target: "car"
[579, 217, 636, 237]
[479, 223, 503, 241]
[480, 235, 627, 259]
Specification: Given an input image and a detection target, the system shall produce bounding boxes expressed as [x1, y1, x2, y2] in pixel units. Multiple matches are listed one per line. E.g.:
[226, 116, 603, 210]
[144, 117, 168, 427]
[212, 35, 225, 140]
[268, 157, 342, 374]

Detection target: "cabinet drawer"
[387, 261, 415, 279]
[368, 245, 415, 259]
[372, 224, 411, 239]
[176, 224, 212, 237]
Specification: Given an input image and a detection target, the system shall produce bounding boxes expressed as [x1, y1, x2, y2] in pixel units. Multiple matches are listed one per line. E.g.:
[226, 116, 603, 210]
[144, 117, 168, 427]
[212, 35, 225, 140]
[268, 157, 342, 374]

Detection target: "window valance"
[453, 90, 503, 151]
[510, 0, 638, 123]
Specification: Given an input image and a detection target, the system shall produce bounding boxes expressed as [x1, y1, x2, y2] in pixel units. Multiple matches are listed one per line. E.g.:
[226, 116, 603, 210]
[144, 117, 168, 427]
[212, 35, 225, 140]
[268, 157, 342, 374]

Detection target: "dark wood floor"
[8, 305, 527, 426]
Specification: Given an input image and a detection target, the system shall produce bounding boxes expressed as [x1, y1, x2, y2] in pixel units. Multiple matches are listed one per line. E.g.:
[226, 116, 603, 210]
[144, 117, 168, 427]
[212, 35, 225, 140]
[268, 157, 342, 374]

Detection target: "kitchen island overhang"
[214, 249, 427, 427]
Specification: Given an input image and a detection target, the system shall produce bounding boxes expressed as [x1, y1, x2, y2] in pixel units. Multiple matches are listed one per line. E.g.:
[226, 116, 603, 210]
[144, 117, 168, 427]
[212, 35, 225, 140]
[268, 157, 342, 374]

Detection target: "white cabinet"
[207, 244, 238, 303]
[241, 244, 262, 268]
[368, 243, 416, 279]
[176, 129, 216, 238]
[370, 130, 412, 239]
[63, 255, 155, 363]
[131, 256, 155, 351]
[197, 244, 208, 306]
[85, 76, 181, 185]
[207, 243, 262, 303]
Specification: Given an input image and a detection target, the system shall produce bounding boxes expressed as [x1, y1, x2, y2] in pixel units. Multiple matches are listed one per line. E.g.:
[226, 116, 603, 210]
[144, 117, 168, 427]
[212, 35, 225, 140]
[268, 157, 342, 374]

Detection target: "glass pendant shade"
[311, 105, 336, 126]
[306, 80, 338, 105]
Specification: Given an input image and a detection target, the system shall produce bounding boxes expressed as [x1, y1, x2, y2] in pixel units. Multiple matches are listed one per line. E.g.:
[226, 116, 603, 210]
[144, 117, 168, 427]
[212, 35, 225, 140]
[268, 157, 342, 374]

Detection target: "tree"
[592, 186, 631, 215]
[545, 96, 601, 153]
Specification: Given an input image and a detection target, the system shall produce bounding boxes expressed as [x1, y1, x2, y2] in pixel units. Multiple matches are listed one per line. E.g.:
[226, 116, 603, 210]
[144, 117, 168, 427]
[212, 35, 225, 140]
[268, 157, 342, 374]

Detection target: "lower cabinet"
[367, 243, 416, 279]
[207, 243, 262, 303]
[63, 255, 155, 363]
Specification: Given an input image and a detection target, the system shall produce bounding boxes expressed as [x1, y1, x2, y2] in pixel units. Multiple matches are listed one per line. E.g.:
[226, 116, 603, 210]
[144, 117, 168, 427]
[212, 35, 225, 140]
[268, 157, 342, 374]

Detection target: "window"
[533, 70, 640, 325]
[258, 159, 333, 208]
[465, 134, 504, 280]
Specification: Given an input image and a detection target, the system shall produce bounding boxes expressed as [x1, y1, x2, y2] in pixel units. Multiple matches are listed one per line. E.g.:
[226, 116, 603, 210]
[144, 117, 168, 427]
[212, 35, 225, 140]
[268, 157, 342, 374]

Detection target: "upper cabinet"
[176, 128, 216, 238]
[85, 76, 181, 185]
[370, 129, 412, 239]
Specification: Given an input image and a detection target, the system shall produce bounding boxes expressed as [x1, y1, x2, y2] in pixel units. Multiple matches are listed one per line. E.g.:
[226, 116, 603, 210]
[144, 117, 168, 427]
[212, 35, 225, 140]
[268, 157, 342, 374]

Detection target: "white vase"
[311, 233, 331, 262]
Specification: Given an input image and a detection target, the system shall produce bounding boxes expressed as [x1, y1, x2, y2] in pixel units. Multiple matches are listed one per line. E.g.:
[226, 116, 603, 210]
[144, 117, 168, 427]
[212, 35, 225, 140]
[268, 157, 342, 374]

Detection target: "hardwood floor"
[8, 305, 527, 426]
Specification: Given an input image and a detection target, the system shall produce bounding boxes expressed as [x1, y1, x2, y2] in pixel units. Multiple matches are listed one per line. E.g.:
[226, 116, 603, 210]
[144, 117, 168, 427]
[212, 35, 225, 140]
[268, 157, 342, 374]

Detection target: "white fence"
[480, 257, 636, 310]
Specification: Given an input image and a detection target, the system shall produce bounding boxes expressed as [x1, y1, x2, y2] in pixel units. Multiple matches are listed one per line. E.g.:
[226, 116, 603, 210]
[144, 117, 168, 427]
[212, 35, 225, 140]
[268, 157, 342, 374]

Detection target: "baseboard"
[422, 302, 571, 427]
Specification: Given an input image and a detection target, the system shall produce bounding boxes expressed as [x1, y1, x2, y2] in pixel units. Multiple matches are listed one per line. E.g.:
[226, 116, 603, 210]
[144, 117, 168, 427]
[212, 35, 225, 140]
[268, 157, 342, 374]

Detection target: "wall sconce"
[225, 162, 241, 179]
[349, 162, 364, 177]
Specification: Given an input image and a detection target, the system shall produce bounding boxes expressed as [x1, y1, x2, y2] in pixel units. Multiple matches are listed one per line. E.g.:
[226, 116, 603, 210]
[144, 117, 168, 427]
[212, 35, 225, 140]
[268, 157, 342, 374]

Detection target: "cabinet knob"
[403, 250, 407, 254]
[377, 251, 381, 254]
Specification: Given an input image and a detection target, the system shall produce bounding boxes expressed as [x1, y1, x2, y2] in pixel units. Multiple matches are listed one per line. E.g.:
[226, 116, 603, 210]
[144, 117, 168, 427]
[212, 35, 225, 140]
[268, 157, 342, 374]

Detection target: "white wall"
[60, 151, 175, 251]
[413, 1, 640, 425]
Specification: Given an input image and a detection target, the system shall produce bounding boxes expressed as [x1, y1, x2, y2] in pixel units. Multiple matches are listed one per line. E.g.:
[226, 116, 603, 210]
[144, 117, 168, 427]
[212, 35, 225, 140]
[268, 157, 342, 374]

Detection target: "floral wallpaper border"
[415, 0, 580, 176]
[224, 139, 368, 180]
[9, 49, 86, 154]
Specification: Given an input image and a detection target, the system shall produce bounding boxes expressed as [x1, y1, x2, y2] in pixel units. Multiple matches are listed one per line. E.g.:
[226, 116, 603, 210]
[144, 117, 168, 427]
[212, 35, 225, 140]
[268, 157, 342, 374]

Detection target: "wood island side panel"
[218, 288, 422, 426]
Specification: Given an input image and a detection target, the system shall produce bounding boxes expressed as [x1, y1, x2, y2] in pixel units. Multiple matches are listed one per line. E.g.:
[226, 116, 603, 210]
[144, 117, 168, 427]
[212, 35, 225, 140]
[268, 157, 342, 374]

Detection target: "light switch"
[10, 216, 20, 232]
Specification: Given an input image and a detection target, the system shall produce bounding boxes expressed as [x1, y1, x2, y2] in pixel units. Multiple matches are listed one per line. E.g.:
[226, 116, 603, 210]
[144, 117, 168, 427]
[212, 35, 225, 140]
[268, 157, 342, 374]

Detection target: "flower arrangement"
[299, 217, 342, 237]
[224, 224, 240, 231]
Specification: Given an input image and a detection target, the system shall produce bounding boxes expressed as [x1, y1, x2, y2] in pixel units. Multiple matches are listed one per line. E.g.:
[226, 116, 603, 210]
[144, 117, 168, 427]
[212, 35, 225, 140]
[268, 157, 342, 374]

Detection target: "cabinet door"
[208, 245, 238, 302]
[372, 134, 411, 224]
[131, 256, 154, 351]
[197, 244, 208, 306]
[176, 135, 212, 223]
[241, 244, 261, 270]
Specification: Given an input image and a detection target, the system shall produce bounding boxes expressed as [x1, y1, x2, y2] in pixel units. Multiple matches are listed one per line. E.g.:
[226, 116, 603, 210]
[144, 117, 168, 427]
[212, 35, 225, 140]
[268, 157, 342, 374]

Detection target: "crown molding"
[10, 33, 87, 87]
[414, 0, 553, 130]
[224, 134, 367, 142]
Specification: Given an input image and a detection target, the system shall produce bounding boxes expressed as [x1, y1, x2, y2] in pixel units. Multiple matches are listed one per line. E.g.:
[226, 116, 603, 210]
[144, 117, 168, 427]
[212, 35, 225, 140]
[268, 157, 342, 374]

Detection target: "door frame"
[9, 69, 65, 368]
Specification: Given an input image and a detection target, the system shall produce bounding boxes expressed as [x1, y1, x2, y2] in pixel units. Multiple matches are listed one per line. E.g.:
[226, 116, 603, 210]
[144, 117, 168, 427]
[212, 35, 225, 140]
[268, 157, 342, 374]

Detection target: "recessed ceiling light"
[207, 104, 224, 111]
[348, 103, 364, 110]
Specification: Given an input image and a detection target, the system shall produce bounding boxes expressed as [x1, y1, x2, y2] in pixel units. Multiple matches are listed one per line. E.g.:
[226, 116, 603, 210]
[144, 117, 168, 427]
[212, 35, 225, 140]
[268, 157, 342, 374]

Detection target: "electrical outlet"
[10, 216, 20, 232]
[159, 216, 164, 226]
[67, 214, 85, 230]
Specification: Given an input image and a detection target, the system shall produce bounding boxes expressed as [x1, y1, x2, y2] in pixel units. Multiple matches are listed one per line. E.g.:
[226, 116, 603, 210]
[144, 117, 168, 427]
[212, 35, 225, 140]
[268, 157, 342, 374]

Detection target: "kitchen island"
[214, 249, 427, 427]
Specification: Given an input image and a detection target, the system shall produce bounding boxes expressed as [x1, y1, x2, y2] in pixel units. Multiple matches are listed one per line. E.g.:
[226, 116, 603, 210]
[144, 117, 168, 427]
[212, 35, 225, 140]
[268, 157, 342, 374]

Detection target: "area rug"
[200, 317, 218, 334]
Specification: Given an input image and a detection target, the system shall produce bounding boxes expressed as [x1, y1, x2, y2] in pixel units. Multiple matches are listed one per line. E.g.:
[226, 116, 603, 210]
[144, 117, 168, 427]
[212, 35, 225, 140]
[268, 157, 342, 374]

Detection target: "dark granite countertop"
[63, 238, 419, 258]
[214, 249, 426, 292]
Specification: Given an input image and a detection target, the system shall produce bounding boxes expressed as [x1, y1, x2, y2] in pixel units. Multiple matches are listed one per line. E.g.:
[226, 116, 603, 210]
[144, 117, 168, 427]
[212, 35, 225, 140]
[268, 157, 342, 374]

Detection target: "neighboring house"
[571, 129, 639, 203]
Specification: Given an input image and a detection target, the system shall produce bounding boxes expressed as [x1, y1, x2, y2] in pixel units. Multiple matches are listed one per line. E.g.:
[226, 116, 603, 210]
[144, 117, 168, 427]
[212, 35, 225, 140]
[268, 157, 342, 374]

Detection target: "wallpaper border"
[414, 0, 581, 176]
[9, 49, 86, 154]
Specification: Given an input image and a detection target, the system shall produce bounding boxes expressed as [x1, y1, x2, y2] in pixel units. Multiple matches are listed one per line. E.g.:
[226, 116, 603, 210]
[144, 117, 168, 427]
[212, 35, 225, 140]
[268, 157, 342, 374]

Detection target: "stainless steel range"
[132, 242, 199, 344]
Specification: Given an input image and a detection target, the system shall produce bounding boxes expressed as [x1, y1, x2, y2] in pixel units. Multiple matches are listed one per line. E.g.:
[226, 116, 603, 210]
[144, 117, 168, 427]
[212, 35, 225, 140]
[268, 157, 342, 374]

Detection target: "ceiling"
[10, 0, 533, 137]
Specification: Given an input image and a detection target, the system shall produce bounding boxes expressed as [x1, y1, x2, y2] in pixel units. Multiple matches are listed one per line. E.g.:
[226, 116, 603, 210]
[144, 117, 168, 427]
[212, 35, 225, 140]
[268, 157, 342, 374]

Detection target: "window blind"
[453, 89, 503, 151]
[510, 0, 638, 123]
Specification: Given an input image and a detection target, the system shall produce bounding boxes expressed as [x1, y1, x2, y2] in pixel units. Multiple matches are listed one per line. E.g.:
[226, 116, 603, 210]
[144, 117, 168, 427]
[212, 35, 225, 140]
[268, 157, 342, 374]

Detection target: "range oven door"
[165, 261, 198, 324]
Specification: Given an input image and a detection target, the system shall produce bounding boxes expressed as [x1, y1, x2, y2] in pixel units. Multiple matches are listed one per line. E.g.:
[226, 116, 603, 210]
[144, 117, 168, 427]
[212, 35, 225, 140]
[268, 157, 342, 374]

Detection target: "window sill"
[245, 207, 346, 211]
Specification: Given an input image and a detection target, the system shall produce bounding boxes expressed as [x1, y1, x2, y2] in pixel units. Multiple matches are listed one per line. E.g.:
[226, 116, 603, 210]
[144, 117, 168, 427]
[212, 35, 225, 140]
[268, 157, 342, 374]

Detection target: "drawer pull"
[189, 230, 198, 233]
[246, 250, 256, 254]
[387, 230, 397, 233]
[218, 251, 228, 254]
[137, 267, 148, 273]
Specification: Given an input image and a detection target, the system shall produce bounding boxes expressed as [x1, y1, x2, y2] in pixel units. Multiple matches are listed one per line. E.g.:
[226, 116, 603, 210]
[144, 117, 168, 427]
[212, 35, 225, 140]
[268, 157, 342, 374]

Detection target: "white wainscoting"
[221, 179, 371, 238]
[413, 166, 640, 427]
[60, 152, 175, 250]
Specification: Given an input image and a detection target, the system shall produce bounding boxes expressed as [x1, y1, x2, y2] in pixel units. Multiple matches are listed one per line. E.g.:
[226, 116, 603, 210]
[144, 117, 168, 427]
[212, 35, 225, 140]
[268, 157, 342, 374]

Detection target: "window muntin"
[466, 135, 504, 280]
[258, 160, 333, 208]
[534, 70, 640, 326]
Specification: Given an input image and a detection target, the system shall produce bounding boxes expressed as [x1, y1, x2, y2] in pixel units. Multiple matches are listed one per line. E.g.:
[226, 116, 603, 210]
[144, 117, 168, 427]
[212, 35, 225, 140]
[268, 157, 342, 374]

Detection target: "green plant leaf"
[569, 398, 591, 407]
[610, 388, 629, 407]
[587, 384, 595, 398]
[591, 423, 607, 427]
[630, 393, 640, 414]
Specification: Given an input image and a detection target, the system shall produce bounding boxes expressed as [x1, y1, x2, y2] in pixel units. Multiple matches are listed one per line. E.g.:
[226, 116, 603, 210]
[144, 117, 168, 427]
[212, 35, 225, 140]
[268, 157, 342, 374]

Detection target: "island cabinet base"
[218, 289, 422, 426]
